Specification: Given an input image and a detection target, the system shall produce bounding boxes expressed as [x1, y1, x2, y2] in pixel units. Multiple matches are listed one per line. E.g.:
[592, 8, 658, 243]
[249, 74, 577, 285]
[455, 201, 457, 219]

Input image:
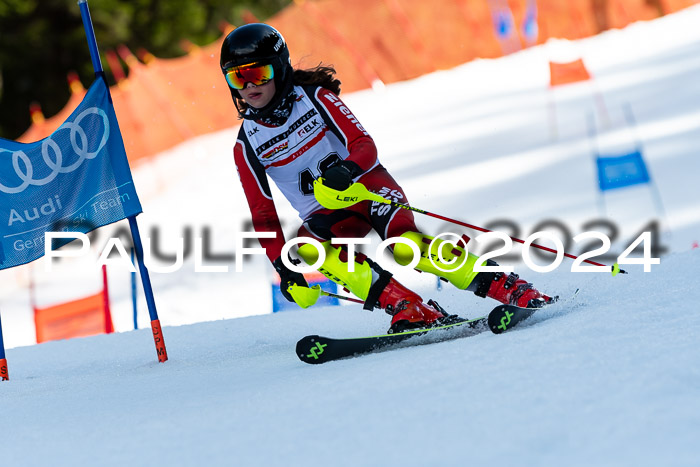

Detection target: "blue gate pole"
[128, 216, 168, 362]
[78, 1, 104, 76]
[79, 0, 167, 362]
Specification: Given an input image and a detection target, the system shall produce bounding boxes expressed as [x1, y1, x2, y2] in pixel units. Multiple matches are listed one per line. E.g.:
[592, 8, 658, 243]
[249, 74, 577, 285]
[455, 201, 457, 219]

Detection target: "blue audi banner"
[0, 77, 142, 269]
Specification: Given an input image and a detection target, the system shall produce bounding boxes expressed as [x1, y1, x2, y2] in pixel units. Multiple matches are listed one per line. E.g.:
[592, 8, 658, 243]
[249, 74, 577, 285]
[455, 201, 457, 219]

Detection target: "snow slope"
[2, 252, 699, 467]
[2, 6, 700, 467]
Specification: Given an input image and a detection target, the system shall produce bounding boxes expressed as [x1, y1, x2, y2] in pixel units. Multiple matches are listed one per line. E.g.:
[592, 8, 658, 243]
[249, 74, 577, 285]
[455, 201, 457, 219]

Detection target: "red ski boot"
[377, 277, 450, 333]
[484, 272, 554, 308]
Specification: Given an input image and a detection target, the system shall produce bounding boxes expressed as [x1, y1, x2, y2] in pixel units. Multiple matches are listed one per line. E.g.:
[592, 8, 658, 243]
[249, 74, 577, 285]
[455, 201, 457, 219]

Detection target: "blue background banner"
[596, 150, 651, 192]
[0, 78, 142, 269]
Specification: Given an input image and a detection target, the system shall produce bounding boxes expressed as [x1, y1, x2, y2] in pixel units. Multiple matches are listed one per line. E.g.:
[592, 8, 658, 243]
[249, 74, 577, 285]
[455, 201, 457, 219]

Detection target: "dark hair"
[233, 63, 341, 116]
[292, 64, 341, 95]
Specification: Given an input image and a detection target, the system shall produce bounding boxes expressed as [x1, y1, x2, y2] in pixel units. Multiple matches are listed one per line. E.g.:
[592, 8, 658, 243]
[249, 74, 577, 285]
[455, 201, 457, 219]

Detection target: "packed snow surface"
[2, 6, 700, 467]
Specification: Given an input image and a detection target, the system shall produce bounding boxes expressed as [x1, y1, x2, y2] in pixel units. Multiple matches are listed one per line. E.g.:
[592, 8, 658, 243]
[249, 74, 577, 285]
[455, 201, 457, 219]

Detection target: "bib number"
[299, 153, 341, 195]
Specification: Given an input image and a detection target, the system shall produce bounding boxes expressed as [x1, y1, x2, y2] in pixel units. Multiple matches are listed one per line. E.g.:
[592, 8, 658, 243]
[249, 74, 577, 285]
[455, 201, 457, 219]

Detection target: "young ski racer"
[221, 23, 553, 333]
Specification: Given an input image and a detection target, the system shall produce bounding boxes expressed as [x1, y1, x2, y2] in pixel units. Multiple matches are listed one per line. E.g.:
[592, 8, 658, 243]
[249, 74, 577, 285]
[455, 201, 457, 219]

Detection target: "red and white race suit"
[234, 85, 416, 262]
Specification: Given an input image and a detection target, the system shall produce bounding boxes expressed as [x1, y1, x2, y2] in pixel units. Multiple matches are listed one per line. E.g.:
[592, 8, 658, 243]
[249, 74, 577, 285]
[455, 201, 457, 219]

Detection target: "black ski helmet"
[220, 23, 293, 112]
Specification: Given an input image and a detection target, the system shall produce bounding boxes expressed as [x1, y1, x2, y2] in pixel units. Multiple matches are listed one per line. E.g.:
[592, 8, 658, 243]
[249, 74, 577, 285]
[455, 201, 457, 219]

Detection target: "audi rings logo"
[0, 107, 109, 194]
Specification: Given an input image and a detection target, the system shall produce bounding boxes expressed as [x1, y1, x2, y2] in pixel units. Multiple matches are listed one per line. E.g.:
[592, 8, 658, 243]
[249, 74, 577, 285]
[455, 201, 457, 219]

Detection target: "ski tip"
[296, 335, 329, 364]
[487, 304, 533, 334]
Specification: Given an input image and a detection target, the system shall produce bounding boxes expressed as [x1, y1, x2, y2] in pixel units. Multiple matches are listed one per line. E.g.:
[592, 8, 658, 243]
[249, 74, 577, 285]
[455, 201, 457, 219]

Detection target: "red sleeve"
[313, 87, 378, 173]
[234, 138, 286, 263]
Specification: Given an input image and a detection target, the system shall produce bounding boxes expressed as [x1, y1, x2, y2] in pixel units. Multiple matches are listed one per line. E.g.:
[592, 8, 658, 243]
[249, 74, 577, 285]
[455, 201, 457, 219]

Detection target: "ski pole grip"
[313, 179, 388, 209]
[288, 284, 322, 308]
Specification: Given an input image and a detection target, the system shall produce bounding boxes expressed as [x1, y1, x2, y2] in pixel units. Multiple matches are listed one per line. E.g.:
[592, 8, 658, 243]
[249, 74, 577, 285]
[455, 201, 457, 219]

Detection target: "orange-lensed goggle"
[224, 63, 275, 90]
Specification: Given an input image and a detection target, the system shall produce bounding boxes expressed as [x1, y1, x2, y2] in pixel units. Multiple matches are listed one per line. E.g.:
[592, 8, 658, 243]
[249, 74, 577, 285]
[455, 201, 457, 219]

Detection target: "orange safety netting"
[34, 290, 113, 344]
[17, 0, 699, 164]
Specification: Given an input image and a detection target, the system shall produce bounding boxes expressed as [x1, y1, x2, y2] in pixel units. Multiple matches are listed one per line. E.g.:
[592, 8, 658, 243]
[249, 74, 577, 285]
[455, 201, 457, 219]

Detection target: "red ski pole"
[314, 180, 626, 275]
[321, 290, 364, 305]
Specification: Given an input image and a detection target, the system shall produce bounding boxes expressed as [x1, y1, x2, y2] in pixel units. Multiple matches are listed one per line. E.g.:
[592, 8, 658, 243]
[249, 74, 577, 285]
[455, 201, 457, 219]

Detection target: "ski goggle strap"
[224, 62, 275, 90]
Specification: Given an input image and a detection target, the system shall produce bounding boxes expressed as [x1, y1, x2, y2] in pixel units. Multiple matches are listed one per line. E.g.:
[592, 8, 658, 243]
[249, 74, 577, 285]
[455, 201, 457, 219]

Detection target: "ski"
[296, 304, 538, 364]
[486, 289, 577, 333]
[487, 304, 537, 334]
[296, 315, 488, 364]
